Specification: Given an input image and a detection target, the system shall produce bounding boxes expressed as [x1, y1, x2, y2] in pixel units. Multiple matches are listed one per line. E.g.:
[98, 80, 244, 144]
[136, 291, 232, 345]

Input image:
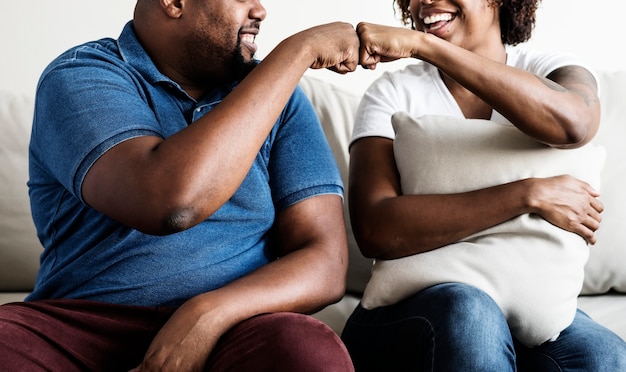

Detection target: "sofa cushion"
[581, 70, 626, 294]
[362, 113, 605, 346]
[298, 76, 373, 294]
[0, 91, 42, 291]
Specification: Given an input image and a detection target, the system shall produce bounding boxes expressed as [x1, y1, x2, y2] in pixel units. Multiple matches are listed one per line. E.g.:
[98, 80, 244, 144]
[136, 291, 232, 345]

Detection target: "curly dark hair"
[393, 0, 541, 45]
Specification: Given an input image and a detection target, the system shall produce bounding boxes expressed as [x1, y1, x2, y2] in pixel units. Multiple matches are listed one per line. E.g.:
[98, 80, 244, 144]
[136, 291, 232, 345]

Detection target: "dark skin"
[350, 0, 603, 260]
[80, 0, 359, 370]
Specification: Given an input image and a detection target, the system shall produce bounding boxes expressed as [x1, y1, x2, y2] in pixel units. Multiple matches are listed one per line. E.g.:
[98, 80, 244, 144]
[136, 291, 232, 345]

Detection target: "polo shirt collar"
[116, 21, 177, 87]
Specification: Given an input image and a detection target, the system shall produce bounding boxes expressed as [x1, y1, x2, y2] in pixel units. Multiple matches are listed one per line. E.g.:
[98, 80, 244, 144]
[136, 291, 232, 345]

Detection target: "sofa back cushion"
[581, 70, 626, 294]
[299, 76, 374, 294]
[0, 91, 41, 291]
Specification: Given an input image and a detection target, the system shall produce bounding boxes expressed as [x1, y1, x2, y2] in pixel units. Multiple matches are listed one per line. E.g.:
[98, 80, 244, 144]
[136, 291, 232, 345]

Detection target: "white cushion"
[581, 70, 626, 294]
[299, 75, 374, 294]
[0, 91, 41, 291]
[361, 113, 605, 346]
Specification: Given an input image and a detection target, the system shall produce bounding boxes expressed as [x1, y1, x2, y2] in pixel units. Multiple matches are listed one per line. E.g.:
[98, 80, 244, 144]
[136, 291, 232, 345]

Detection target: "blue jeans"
[341, 283, 626, 371]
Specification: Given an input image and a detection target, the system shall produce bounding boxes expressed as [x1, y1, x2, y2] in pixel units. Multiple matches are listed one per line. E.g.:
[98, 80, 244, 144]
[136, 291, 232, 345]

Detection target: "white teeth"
[241, 34, 255, 43]
[423, 13, 453, 25]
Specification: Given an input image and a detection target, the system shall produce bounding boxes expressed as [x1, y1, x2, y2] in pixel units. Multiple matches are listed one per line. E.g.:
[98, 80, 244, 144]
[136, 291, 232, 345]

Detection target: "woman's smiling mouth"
[422, 13, 455, 34]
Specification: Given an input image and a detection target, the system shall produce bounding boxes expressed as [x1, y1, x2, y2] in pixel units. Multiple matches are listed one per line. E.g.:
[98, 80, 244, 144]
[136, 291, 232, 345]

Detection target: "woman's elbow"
[551, 118, 598, 149]
[545, 106, 599, 149]
[353, 225, 405, 259]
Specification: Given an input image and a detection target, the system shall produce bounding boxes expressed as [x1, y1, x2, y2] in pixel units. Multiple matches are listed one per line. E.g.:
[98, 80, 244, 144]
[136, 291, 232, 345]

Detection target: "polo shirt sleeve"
[31, 47, 163, 203]
[268, 85, 344, 213]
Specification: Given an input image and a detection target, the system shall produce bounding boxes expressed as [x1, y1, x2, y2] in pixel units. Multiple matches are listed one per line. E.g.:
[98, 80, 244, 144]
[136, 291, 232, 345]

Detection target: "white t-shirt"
[351, 46, 595, 145]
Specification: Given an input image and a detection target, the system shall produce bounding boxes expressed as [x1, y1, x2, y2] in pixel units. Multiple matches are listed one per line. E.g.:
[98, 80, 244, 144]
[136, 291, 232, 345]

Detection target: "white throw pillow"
[361, 113, 606, 347]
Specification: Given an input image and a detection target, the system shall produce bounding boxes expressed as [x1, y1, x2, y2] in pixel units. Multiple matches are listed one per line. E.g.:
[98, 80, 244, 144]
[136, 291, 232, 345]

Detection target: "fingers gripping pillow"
[361, 113, 606, 347]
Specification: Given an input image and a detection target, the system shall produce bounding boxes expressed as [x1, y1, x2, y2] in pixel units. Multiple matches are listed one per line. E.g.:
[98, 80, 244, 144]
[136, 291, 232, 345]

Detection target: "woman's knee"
[419, 284, 514, 363]
[342, 284, 515, 371]
[420, 283, 508, 331]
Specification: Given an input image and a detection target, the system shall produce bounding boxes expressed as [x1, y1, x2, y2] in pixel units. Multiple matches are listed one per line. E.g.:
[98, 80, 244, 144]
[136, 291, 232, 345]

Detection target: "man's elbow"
[135, 205, 205, 236]
[160, 207, 201, 234]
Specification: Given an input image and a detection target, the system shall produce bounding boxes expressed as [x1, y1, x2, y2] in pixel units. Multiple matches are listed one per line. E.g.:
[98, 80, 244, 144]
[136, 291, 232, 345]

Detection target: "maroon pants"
[0, 299, 354, 371]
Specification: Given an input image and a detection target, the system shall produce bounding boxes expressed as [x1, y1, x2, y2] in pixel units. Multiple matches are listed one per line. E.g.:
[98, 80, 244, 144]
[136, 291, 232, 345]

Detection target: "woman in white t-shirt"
[341, 0, 626, 370]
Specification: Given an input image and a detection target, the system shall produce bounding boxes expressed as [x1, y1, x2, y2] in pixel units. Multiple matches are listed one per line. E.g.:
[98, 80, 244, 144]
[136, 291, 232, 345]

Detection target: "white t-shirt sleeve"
[350, 72, 402, 146]
[351, 63, 462, 147]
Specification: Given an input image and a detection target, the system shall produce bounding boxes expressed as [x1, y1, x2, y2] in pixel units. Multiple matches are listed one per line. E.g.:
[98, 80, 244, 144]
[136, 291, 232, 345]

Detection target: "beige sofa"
[2, 70, 626, 343]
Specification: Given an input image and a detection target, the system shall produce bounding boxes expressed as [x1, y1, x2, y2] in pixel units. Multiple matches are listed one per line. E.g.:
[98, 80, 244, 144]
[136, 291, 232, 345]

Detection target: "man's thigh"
[206, 312, 354, 372]
[0, 299, 172, 372]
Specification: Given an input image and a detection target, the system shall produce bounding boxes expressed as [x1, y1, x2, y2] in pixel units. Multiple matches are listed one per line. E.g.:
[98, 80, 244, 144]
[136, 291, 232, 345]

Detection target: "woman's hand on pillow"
[526, 175, 603, 245]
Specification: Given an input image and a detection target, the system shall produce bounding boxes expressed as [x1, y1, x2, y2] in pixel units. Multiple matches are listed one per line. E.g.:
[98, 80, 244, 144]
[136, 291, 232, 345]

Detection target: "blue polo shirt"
[26, 22, 343, 307]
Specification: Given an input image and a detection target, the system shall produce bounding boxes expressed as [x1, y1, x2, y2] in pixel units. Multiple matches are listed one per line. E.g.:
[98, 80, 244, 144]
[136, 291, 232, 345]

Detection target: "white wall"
[2, 1, 136, 95]
[1, 0, 623, 96]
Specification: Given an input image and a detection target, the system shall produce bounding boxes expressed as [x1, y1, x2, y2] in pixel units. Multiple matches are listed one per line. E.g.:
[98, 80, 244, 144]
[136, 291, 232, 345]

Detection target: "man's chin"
[232, 60, 258, 81]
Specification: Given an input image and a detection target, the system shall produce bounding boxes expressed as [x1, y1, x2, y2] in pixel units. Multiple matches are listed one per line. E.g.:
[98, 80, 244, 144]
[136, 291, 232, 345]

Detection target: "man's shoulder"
[36, 37, 124, 90]
[48, 38, 121, 68]
[38, 22, 145, 85]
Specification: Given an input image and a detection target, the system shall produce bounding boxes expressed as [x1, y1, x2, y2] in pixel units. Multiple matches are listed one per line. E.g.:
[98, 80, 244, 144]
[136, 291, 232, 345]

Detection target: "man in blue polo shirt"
[0, 0, 359, 370]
